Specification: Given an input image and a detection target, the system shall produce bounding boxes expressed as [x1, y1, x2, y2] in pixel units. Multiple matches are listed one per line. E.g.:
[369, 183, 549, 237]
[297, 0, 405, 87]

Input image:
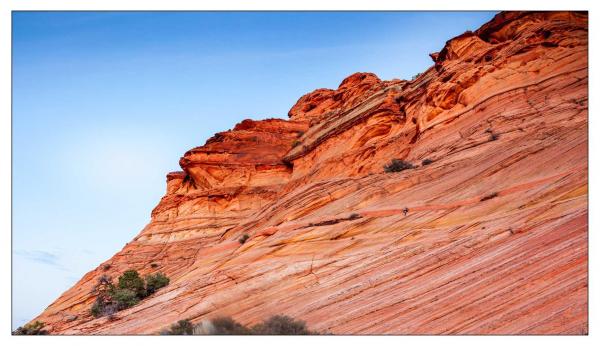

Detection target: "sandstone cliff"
[32, 11, 588, 334]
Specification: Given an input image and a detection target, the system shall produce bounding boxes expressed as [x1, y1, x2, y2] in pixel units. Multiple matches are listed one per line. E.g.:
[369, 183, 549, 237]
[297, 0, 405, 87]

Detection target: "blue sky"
[12, 11, 496, 327]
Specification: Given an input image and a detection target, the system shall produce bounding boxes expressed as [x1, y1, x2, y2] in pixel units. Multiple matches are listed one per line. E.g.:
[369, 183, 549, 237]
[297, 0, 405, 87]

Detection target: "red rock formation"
[31, 11, 587, 335]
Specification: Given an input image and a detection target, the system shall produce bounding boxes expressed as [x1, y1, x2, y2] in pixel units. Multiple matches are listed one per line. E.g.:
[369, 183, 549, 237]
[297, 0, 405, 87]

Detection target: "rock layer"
[32, 11, 588, 335]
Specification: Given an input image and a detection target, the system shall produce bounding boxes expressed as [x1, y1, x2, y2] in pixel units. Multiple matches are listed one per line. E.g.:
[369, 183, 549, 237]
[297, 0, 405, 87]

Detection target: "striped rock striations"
[33, 11, 588, 335]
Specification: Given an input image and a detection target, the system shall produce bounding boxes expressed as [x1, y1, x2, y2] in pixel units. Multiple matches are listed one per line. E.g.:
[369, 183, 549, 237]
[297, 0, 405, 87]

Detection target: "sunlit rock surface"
[33, 11, 587, 335]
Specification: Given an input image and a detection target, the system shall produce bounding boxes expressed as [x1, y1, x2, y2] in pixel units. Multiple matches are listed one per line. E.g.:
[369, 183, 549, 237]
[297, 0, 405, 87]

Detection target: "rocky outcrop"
[32, 11, 587, 335]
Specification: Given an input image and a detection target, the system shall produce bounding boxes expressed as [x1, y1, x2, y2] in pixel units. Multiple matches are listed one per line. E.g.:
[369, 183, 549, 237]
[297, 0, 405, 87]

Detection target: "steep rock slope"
[32, 11, 588, 335]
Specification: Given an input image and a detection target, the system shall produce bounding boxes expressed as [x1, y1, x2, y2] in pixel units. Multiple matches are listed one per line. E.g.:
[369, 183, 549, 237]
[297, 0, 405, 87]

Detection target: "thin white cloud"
[15, 250, 68, 271]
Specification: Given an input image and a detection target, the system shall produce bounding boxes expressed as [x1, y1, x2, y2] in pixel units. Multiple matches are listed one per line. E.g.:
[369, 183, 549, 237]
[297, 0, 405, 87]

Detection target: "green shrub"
[145, 272, 170, 294]
[251, 315, 312, 335]
[422, 158, 433, 166]
[348, 213, 361, 220]
[239, 234, 250, 244]
[384, 159, 414, 173]
[91, 298, 102, 318]
[91, 296, 118, 318]
[90, 275, 117, 318]
[485, 128, 500, 141]
[91, 269, 171, 318]
[210, 316, 252, 335]
[118, 270, 147, 299]
[110, 287, 140, 310]
[12, 321, 48, 335]
[165, 319, 194, 335]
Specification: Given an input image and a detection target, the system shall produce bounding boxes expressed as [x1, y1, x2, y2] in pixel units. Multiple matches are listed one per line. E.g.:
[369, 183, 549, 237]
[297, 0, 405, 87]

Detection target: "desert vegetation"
[485, 128, 500, 141]
[238, 234, 250, 244]
[163, 320, 195, 335]
[384, 159, 414, 173]
[145, 272, 170, 294]
[12, 321, 48, 335]
[91, 270, 170, 318]
[161, 314, 318, 335]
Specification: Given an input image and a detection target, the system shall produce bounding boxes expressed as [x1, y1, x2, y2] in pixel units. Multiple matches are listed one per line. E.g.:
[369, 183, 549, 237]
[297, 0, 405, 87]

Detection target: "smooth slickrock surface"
[32, 11, 588, 335]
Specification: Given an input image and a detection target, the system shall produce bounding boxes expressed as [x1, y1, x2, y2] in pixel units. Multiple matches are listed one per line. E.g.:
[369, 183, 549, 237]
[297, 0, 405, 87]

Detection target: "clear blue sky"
[12, 11, 496, 327]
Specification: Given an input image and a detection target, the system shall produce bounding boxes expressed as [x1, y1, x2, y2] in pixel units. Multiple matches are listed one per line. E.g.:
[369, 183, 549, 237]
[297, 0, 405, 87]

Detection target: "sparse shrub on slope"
[110, 287, 140, 310]
[160, 315, 319, 335]
[91, 269, 171, 318]
[91, 297, 110, 318]
[210, 316, 252, 335]
[90, 275, 118, 318]
[145, 272, 170, 295]
[163, 319, 194, 335]
[348, 213, 361, 220]
[251, 315, 313, 335]
[384, 159, 414, 173]
[118, 270, 147, 299]
[238, 234, 250, 244]
[12, 321, 48, 335]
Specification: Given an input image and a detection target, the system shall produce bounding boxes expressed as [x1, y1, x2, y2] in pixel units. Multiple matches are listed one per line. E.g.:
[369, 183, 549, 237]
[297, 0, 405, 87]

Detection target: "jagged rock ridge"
[33, 11, 588, 335]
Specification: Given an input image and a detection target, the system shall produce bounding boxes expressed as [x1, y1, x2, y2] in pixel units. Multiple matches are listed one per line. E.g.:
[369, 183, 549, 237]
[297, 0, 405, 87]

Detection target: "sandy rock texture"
[31, 11, 588, 335]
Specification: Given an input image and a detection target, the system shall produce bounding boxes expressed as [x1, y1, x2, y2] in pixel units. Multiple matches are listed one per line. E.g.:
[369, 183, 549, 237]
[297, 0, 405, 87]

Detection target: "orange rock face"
[32, 11, 588, 335]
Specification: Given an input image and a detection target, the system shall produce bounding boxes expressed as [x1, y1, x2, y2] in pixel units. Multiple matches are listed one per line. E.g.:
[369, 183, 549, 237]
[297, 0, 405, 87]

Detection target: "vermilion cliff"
[33, 11, 588, 334]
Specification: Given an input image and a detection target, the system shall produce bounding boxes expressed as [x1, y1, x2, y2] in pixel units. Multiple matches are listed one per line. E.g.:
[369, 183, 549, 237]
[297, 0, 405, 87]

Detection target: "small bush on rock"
[90, 275, 118, 318]
[251, 315, 312, 335]
[12, 321, 48, 335]
[145, 272, 170, 294]
[348, 213, 361, 220]
[91, 299, 118, 318]
[239, 234, 250, 244]
[110, 287, 140, 310]
[91, 298, 103, 318]
[118, 270, 147, 299]
[91, 269, 170, 318]
[161, 315, 319, 335]
[384, 159, 414, 173]
[164, 319, 194, 335]
[210, 316, 252, 335]
[422, 158, 433, 166]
